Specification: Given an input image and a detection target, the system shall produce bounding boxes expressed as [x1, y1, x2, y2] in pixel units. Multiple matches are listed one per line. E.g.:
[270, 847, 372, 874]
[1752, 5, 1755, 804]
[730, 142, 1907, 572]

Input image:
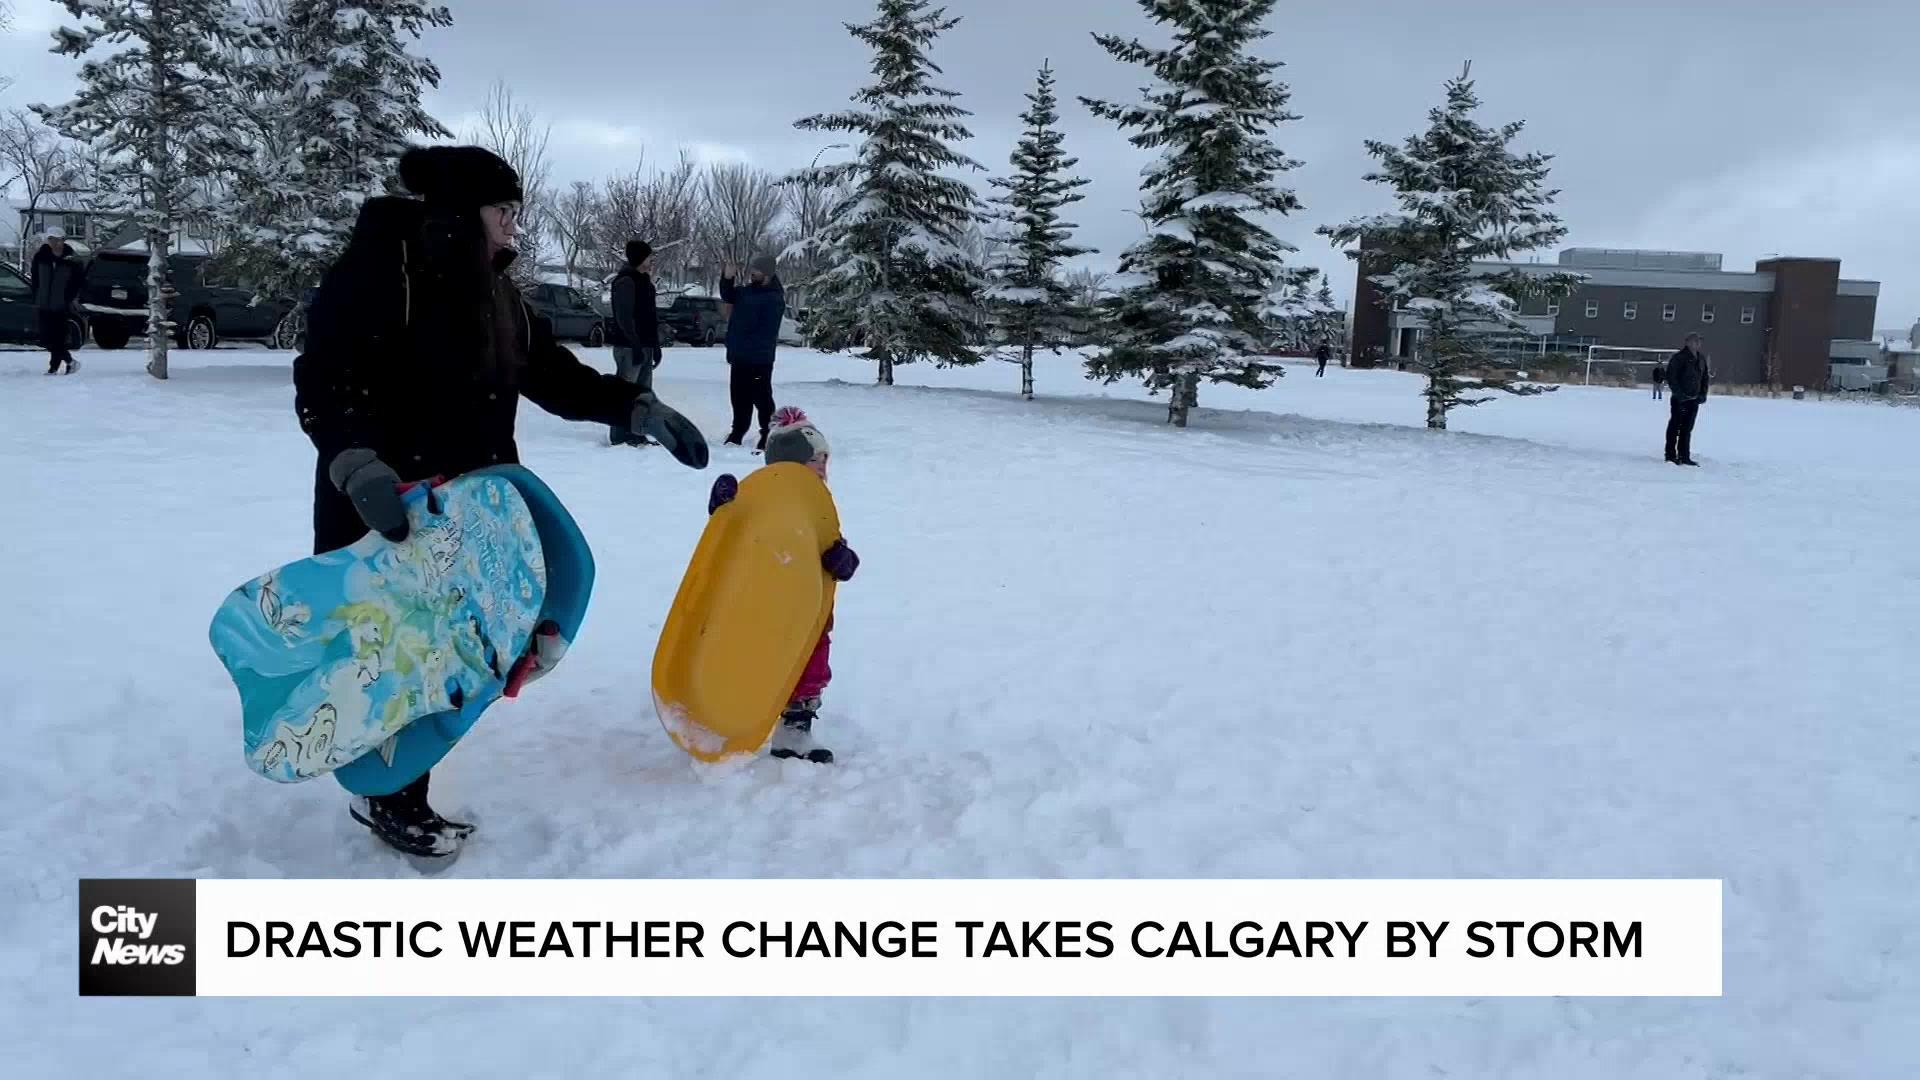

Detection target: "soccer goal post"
[1584, 345, 1674, 386]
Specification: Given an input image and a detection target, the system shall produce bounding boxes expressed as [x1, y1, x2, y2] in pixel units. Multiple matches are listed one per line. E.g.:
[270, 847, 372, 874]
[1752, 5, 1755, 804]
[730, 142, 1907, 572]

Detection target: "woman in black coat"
[292, 146, 708, 857]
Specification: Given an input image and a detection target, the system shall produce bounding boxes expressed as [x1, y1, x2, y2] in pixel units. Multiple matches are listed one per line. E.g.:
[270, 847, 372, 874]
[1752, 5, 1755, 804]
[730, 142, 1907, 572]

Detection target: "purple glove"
[822, 538, 859, 582]
[707, 474, 738, 516]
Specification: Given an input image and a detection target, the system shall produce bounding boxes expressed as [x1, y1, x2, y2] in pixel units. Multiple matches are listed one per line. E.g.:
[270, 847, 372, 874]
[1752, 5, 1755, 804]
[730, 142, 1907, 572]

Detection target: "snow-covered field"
[4, 342, 1915, 1077]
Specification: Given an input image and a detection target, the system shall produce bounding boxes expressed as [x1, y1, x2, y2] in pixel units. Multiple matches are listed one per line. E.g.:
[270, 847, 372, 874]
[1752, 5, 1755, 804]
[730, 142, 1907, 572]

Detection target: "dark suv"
[524, 283, 608, 347]
[0, 260, 86, 351]
[82, 251, 297, 350]
[662, 294, 728, 347]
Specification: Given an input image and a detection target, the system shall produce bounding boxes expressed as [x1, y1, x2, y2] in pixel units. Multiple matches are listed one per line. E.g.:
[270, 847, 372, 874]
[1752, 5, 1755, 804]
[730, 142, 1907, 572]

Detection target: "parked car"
[662, 294, 728, 347]
[81, 251, 298, 351]
[778, 312, 805, 347]
[524, 282, 607, 347]
[0, 260, 86, 352]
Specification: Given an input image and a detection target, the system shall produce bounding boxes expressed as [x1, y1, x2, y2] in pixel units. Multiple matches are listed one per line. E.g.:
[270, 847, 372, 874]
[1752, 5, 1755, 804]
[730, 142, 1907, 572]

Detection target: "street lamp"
[812, 143, 849, 170]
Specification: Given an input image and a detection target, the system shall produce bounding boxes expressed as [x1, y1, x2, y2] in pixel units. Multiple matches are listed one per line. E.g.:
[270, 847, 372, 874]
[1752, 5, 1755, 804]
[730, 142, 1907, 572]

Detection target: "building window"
[1546, 301, 1560, 316]
[1623, 301, 1638, 321]
[1662, 304, 1676, 322]
[1701, 303, 1716, 324]
[1585, 301, 1599, 319]
[1740, 306, 1755, 325]
[64, 214, 87, 240]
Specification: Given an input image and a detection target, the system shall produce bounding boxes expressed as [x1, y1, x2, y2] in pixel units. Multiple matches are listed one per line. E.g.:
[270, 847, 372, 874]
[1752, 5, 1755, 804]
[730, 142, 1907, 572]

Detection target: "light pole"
[811, 143, 848, 171]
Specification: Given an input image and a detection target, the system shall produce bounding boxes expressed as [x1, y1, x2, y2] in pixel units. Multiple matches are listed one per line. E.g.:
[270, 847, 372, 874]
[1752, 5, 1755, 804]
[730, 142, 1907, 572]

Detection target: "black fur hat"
[625, 239, 653, 267]
[398, 145, 523, 209]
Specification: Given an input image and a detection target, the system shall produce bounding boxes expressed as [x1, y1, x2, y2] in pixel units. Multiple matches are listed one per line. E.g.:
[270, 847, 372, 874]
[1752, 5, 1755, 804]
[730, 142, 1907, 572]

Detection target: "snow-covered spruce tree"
[223, 0, 451, 306]
[38, 0, 261, 379]
[1081, 0, 1311, 428]
[1262, 268, 1342, 355]
[985, 60, 1092, 401]
[1319, 63, 1577, 430]
[788, 0, 983, 386]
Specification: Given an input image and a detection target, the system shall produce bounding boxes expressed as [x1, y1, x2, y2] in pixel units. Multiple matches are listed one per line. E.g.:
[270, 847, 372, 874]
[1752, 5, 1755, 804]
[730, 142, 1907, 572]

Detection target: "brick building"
[1349, 246, 1880, 388]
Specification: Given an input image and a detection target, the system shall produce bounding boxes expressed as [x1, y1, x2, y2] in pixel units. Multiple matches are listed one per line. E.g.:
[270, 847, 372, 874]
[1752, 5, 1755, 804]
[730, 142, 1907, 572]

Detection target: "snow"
[5, 345, 1918, 1077]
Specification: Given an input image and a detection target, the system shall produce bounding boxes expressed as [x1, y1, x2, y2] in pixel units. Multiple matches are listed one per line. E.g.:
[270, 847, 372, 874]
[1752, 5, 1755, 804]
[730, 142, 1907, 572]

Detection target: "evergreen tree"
[224, 0, 451, 307]
[38, 0, 261, 379]
[1262, 268, 1343, 355]
[1081, 0, 1311, 427]
[1319, 63, 1576, 430]
[985, 60, 1092, 401]
[789, 0, 983, 386]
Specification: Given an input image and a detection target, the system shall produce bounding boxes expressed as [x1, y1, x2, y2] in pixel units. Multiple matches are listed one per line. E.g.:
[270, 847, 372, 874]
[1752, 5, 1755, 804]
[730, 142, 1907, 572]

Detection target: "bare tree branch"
[697, 162, 781, 282]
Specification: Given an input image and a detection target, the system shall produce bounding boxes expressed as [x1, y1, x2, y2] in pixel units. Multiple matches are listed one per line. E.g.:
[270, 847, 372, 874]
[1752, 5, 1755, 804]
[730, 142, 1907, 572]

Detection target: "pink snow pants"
[790, 613, 833, 703]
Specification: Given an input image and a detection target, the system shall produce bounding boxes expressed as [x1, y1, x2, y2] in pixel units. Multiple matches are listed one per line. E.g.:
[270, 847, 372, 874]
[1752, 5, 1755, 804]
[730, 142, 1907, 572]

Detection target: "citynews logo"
[79, 879, 196, 996]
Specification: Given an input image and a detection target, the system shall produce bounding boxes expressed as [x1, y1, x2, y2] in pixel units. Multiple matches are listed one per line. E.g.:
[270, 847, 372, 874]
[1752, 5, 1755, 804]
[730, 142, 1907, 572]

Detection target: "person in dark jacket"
[719, 254, 785, 449]
[29, 228, 86, 375]
[607, 238, 662, 446]
[1663, 334, 1709, 466]
[292, 145, 709, 858]
[1314, 341, 1330, 377]
[1651, 363, 1666, 400]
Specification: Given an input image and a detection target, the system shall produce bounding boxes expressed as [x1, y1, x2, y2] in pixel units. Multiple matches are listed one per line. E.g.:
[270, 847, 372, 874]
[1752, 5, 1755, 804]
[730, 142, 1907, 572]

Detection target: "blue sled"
[333, 465, 595, 796]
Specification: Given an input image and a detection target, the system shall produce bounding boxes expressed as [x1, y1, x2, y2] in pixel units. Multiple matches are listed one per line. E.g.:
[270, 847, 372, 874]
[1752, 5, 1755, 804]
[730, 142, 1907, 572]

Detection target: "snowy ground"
[4, 342, 1915, 1078]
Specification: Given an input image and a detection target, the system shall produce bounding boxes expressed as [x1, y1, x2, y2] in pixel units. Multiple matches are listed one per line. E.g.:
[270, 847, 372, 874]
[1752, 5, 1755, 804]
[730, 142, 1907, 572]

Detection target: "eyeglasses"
[487, 203, 523, 221]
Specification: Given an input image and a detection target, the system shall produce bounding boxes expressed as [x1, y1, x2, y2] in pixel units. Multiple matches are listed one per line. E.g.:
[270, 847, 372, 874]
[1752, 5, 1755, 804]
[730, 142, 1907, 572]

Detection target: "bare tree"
[466, 79, 551, 287]
[547, 179, 601, 286]
[0, 110, 83, 255]
[697, 162, 781, 283]
[595, 150, 700, 287]
[777, 175, 849, 306]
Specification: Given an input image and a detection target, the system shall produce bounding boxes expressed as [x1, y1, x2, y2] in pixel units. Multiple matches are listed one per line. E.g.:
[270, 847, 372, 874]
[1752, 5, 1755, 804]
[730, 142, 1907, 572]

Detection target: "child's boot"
[770, 697, 833, 764]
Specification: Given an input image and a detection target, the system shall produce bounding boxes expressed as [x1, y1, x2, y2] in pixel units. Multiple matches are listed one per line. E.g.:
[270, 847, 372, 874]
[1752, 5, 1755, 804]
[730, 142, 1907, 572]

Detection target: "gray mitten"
[630, 392, 710, 470]
[328, 448, 410, 542]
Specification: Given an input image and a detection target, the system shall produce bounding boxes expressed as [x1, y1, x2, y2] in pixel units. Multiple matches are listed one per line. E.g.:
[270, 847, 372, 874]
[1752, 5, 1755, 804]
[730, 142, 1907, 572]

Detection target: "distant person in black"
[719, 254, 785, 450]
[1315, 341, 1330, 377]
[1651, 363, 1665, 400]
[1664, 334, 1709, 466]
[29, 227, 86, 375]
[607, 238, 662, 446]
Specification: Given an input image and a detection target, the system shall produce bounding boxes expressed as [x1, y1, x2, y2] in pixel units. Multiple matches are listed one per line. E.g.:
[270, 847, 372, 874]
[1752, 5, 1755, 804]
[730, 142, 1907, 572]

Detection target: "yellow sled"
[652, 463, 840, 762]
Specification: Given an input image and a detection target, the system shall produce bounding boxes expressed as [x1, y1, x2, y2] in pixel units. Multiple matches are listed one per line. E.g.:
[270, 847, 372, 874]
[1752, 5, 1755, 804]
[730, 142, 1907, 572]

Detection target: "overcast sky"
[5, 0, 1918, 328]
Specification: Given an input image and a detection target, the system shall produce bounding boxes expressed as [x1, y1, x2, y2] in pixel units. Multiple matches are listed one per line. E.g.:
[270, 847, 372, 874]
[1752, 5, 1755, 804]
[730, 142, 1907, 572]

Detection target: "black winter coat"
[719, 274, 784, 367]
[29, 244, 85, 313]
[1665, 347, 1710, 401]
[294, 196, 643, 552]
[608, 266, 657, 348]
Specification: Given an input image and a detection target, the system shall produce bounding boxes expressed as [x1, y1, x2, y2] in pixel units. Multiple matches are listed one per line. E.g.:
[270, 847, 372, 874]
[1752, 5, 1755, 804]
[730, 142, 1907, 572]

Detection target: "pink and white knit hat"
[763, 406, 829, 466]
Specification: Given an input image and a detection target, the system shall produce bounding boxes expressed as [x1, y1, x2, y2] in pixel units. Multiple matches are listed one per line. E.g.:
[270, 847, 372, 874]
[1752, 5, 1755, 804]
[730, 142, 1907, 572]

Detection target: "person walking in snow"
[1314, 341, 1330, 378]
[29, 227, 86, 375]
[719, 254, 785, 449]
[1651, 362, 1666, 400]
[607, 238, 662, 446]
[1663, 334, 1709, 466]
[705, 406, 857, 763]
[293, 145, 709, 858]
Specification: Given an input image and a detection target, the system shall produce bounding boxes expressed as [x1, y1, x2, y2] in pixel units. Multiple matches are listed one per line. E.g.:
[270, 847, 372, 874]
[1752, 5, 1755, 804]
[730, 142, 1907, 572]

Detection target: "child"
[706, 406, 857, 763]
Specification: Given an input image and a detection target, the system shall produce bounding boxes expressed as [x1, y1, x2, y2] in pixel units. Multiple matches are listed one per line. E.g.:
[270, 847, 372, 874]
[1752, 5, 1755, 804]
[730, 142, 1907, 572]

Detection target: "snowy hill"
[4, 345, 1915, 1077]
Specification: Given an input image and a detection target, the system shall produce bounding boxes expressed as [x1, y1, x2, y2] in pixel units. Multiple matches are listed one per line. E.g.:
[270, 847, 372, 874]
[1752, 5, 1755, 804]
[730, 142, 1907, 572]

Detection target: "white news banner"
[189, 879, 1722, 997]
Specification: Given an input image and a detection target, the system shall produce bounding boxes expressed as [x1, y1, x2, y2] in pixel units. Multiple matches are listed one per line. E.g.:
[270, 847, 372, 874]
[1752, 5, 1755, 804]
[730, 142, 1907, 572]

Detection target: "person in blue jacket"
[719, 254, 785, 449]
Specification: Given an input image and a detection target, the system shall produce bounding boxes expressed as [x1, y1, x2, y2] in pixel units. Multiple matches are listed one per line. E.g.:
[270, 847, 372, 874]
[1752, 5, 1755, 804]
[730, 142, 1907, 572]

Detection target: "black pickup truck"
[81, 250, 299, 350]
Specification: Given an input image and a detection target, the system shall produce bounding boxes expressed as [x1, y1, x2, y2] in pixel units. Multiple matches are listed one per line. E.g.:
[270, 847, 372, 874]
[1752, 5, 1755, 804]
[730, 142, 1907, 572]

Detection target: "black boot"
[769, 702, 833, 764]
[348, 773, 471, 858]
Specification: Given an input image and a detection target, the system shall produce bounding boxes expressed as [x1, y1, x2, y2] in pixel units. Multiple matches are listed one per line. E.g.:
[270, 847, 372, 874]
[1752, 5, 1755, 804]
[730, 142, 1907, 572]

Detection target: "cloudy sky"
[5, 0, 1918, 327]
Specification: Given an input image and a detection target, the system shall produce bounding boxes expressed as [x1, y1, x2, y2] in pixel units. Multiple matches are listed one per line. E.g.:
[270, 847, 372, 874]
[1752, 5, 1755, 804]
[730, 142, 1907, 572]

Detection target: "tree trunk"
[144, 30, 172, 381]
[877, 350, 894, 386]
[145, 233, 171, 379]
[1021, 341, 1034, 400]
[1168, 371, 1196, 427]
[1425, 375, 1447, 430]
